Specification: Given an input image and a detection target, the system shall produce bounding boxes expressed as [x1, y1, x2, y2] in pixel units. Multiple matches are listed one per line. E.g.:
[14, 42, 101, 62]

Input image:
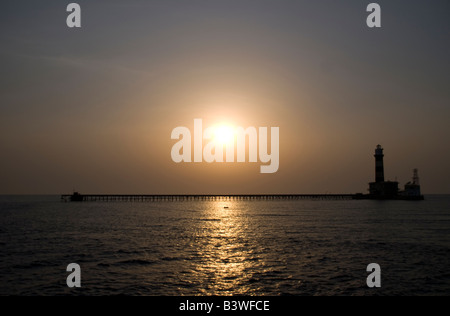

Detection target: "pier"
[60, 145, 424, 202]
[61, 193, 358, 202]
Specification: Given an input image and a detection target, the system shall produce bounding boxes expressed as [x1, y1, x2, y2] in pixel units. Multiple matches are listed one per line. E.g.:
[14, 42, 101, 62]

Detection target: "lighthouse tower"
[369, 145, 399, 198]
[374, 145, 385, 183]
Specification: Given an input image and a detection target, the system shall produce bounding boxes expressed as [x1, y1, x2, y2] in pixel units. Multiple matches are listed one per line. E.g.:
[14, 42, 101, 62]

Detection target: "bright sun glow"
[214, 125, 235, 146]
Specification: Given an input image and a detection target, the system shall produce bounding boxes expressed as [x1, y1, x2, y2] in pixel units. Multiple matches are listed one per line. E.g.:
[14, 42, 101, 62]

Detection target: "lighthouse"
[374, 145, 385, 183]
[369, 145, 399, 198]
[355, 145, 424, 200]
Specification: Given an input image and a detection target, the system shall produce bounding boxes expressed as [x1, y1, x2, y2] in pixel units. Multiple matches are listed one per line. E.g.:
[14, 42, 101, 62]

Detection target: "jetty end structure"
[62, 145, 424, 202]
[359, 145, 424, 200]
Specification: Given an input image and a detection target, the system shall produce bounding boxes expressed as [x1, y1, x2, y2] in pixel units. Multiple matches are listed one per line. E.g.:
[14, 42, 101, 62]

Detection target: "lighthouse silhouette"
[374, 145, 385, 183]
[369, 145, 399, 198]
[355, 145, 424, 200]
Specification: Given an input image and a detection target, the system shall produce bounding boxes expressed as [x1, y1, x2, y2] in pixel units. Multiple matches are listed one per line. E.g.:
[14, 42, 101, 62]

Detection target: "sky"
[1, 0, 449, 194]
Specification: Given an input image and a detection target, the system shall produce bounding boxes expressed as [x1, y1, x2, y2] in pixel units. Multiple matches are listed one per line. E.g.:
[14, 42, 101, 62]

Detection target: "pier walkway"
[61, 194, 358, 202]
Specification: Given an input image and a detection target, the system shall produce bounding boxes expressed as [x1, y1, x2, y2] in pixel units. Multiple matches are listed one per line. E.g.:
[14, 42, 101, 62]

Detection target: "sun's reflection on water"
[190, 200, 264, 295]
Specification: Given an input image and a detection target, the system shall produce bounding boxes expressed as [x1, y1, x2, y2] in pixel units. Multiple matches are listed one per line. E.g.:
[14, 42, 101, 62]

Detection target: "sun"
[213, 125, 235, 146]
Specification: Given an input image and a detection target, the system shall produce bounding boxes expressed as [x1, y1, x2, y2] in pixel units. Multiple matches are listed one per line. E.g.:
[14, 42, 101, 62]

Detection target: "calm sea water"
[0, 195, 449, 296]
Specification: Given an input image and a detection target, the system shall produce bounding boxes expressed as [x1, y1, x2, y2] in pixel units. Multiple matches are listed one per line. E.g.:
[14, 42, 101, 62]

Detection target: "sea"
[0, 195, 449, 296]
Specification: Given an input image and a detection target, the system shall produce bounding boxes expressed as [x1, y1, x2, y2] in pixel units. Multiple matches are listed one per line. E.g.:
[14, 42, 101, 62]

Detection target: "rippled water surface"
[1, 195, 449, 295]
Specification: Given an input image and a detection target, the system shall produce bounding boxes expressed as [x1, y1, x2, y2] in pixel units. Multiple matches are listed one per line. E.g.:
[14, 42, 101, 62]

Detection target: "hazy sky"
[1, 0, 449, 194]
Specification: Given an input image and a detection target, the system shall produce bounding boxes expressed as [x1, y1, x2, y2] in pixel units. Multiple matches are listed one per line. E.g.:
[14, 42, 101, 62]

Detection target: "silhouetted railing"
[61, 194, 357, 202]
